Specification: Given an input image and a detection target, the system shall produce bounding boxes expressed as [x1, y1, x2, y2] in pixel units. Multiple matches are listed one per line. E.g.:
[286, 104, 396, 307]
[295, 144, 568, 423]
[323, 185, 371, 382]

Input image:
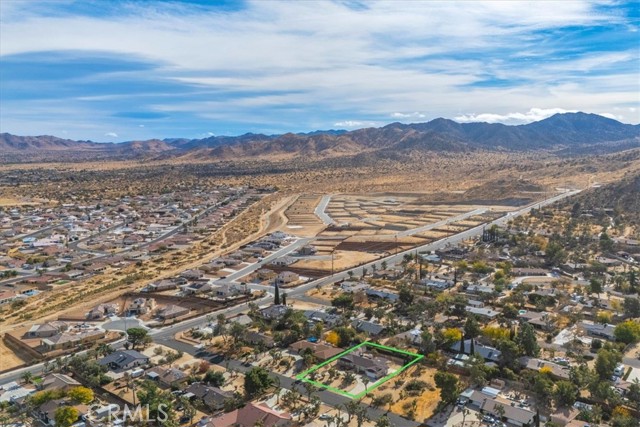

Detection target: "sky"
[0, 0, 639, 142]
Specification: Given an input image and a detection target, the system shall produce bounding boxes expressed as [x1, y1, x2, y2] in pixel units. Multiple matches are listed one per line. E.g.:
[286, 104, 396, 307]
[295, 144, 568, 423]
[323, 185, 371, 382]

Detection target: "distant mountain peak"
[2, 112, 638, 163]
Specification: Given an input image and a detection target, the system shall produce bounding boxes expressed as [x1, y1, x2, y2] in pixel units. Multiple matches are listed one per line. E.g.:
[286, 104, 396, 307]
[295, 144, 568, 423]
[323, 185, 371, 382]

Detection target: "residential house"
[242, 246, 267, 257]
[39, 374, 81, 392]
[0, 290, 18, 305]
[26, 322, 68, 339]
[181, 282, 213, 295]
[371, 269, 402, 280]
[127, 297, 156, 315]
[212, 282, 248, 299]
[338, 352, 389, 380]
[578, 321, 617, 341]
[204, 402, 292, 427]
[259, 305, 288, 320]
[298, 245, 317, 256]
[340, 281, 369, 293]
[146, 366, 188, 388]
[303, 310, 341, 327]
[351, 319, 386, 336]
[0, 381, 35, 404]
[245, 331, 275, 348]
[156, 304, 190, 320]
[365, 288, 398, 302]
[269, 256, 296, 267]
[98, 350, 149, 372]
[289, 341, 343, 361]
[41, 328, 106, 351]
[87, 303, 118, 320]
[451, 339, 502, 364]
[35, 399, 88, 426]
[512, 268, 549, 277]
[520, 357, 570, 380]
[180, 269, 205, 280]
[464, 389, 536, 427]
[519, 311, 556, 331]
[184, 382, 232, 411]
[276, 271, 299, 285]
[465, 306, 500, 320]
[256, 268, 277, 281]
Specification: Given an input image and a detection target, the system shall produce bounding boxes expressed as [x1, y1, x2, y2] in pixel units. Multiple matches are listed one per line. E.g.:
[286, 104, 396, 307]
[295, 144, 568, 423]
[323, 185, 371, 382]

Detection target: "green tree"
[553, 381, 578, 407]
[589, 278, 603, 298]
[203, 370, 225, 387]
[624, 297, 640, 317]
[518, 323, 540, 357]
[331, 294, 354, 311]
[464, 316, 481, 339]
[375, 415, 392, 427]
[545, 242, 567, 265]
[137, 380, 175, 424]
[599, 233, 614, 252]
[420, 330, 436, 355]
[398, 286, 414, 306]
[614, 320, 640, 344]
[126, 327, 151, 350]
[244, 367, 274, 398]
[497, 339, 520, 370]
[594, 348, 622, 380]
[54, 406, 79, 427]
[569, 364, 596, 389]
[274, 282, 280, 305]
[21, 371, 33, 384]
[67, 386, 94, 404]
[434, 371, 459, 404]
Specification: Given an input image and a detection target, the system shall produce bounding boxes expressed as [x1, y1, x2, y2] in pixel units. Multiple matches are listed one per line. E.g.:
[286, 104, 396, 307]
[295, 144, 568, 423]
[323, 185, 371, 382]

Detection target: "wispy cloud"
[454, 108, 579, 124]
[334, 120, 378, 128]
[0, 0, 638, 140]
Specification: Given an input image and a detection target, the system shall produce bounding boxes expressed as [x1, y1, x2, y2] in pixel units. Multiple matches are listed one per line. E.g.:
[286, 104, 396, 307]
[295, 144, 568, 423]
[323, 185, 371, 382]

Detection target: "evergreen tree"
[274, 281, 280, 305]
[518, 322, 540, 357]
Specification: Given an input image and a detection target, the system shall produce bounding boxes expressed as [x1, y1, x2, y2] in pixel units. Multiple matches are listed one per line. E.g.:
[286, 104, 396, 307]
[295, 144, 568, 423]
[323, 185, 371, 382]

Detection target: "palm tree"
[96, 343, 113, 358]
[21, 371, 33, 385]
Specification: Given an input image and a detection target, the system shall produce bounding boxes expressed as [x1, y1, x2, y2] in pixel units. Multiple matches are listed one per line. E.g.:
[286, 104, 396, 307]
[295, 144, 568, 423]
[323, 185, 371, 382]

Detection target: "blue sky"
[0, 0, 638, 142]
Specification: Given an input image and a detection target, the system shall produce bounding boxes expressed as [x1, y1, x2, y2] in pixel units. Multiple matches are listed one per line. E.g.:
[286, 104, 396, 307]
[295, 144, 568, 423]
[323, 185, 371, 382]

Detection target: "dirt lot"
[282, 194, 327, 237]
[293, 250, 379, 272]
[362, 364, 441, 423]
[0, 340, 29, 371]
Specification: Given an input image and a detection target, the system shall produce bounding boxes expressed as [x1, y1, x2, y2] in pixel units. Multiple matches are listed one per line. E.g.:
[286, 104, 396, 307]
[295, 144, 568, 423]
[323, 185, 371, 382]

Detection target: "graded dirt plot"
[292, 250, 379, 272]
[362, 364, 441, 423]
[0, 340, 29, 371]
[282, 194, 326, 237]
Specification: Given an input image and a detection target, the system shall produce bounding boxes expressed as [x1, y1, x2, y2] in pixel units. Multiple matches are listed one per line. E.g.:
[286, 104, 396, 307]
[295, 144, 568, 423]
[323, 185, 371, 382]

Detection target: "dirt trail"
[0, 194, 296, 335]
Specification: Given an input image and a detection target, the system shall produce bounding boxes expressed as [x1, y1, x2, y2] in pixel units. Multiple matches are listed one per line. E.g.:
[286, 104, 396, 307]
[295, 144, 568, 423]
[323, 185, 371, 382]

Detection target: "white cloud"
[454, 108, 580, 124]
[334, 120, 378, 128]
[104, 132, 118, 138]
[0, 0, 638, 139]
[391, 112, 426, 119]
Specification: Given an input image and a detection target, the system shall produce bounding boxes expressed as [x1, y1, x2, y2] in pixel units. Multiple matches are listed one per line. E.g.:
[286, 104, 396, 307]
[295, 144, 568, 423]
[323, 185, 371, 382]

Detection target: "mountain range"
[2, 112, 639, 163]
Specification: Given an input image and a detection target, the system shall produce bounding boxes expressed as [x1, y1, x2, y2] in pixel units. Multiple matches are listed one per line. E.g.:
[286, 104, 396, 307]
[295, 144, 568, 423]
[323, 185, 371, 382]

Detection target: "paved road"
[0, 189, 581, 423]
[222, 359, 421, 427]
[223, 237, 314, 283]
[314, 195, 334, 225]
[396, 208, 486, 237]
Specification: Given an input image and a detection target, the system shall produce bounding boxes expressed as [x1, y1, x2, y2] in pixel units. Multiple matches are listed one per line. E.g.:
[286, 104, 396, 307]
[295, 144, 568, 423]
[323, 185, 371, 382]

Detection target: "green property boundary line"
[295, 341, 424, 399]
